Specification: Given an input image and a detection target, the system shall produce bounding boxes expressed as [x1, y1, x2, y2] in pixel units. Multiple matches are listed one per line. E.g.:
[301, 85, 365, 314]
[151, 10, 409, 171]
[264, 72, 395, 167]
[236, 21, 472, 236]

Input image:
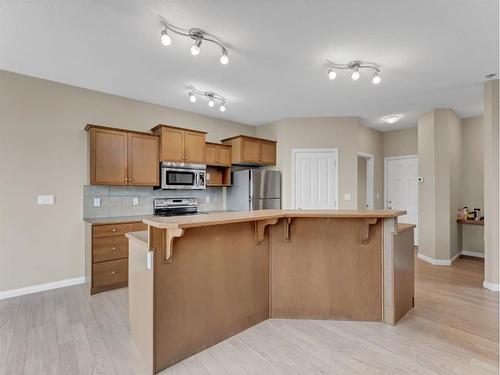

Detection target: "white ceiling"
[0, 0, 498, 131]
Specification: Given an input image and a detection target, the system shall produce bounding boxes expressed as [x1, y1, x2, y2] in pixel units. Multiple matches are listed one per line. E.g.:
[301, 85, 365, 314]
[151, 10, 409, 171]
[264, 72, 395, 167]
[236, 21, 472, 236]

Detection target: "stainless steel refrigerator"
[227, 169, 281, 211]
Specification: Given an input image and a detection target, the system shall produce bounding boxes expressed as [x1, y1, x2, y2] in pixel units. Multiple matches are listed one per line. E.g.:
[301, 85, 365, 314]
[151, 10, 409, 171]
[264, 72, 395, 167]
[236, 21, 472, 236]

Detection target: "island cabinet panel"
[86, 125, 159, 186]
[269, 217, 383, 321]
[127, 132, 160, 186]
[150, 222, 269, 372]
[90, 127, 128, 185]
[152, 125, 207, 164]
[221, 135, 277, 166]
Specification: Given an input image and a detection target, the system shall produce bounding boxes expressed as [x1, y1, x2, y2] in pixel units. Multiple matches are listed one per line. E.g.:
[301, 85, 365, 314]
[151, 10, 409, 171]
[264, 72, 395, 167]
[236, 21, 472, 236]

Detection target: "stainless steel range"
[153, 197, 202, 217]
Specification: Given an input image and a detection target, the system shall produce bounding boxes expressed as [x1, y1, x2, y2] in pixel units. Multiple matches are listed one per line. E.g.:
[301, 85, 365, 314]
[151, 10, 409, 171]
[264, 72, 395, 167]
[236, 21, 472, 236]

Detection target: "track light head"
[219, 103, 226, 112]
[208, 95, 215, 107]
[372, 71, 381, 84]
[351, 67, 360, 81]
[189, 91, 196, 102]
[220, 50, 229, 65]
[328, 69, 337, 80]
[160, 28, 172, 46]
[191, 38, 202, 56]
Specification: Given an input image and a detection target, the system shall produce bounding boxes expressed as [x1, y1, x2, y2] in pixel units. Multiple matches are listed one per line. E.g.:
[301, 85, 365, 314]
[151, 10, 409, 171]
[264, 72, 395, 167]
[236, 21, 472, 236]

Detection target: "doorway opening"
[357, 152, 374, 209]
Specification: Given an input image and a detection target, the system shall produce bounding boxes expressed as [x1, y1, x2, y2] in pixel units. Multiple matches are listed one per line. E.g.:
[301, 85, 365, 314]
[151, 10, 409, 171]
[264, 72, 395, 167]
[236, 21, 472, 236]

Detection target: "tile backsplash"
[83, 185, 224, 218]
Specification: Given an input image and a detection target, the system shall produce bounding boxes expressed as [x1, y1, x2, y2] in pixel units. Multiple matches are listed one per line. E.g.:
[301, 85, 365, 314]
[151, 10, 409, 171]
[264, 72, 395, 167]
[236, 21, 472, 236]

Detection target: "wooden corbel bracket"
[360, 218, 378, 243]
[255, 218, 278, 244]
[284, 217, 292, 241]
[163, 227, 185, 263]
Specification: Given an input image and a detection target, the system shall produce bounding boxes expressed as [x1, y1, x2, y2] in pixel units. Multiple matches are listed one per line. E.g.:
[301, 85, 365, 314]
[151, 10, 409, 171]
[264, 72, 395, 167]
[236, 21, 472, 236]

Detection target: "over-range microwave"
[160, 162, 206, 190]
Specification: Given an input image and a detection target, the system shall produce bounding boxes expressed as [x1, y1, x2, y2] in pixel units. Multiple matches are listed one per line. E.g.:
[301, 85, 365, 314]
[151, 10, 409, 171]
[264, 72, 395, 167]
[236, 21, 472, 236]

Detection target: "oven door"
[161, 168, 202, 189]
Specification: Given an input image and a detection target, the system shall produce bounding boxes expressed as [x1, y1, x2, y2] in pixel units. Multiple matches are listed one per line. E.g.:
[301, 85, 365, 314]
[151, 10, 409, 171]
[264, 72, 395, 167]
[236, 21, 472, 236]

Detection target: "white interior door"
[385, 156, 419, 244]
[293, 149, 338, 209]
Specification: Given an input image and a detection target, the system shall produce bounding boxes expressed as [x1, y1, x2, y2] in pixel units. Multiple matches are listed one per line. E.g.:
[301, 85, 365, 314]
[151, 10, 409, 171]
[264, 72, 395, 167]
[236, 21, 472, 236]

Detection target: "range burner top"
[153, 197, 201, 217]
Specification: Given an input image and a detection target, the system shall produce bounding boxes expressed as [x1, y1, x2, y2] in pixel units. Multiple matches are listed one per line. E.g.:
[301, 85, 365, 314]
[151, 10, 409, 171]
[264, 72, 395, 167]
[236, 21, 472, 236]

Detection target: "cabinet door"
[90, 128, 128, 185]
[205, 144, 218, 166]
[260, 141, 276, 165]
[185, 132, 206, 164]
[241, 138, 261, 163]
[127, 133, 159, 186]
[217, 146, 232, 166]
[160, 127, 185, 162]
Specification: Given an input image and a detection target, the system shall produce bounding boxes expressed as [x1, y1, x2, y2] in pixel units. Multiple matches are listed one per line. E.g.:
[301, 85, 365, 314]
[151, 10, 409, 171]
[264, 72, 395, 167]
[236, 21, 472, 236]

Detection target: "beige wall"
[418, 111, 437, 260]
[383, 128, 418, 157]
[483, 79, 499, 287]
[0, 70, 256, 292]
[461, 116, 484, 254]
[417, 109, 463, 261]
[357, 157, 367, 209]
[256, 117, 384, 210]
[357, 123, 384, 209]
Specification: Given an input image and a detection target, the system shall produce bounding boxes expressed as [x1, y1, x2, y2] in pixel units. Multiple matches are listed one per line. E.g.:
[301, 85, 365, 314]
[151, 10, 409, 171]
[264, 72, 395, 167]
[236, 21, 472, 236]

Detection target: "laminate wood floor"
[0, 255, 498, 374]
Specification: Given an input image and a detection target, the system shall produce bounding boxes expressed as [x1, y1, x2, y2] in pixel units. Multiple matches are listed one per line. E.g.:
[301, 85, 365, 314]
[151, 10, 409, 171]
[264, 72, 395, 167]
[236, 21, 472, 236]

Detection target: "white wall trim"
[291, 148, 339, 209]
[0, 276, 85, 300]
[357, 152, 374, 209]
[461, 250, 484, 258]
[483, 280, 500, 292]
[417, 251, 461, 266]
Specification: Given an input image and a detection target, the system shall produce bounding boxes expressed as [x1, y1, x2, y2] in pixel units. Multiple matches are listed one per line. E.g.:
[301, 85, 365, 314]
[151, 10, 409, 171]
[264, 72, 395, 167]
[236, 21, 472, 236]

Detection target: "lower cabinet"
[87, 221, 147, 295]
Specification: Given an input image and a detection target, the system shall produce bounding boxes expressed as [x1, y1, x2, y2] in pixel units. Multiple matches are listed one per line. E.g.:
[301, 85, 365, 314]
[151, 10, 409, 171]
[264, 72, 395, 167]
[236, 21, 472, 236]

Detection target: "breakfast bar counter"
[129, 209, 414, 373]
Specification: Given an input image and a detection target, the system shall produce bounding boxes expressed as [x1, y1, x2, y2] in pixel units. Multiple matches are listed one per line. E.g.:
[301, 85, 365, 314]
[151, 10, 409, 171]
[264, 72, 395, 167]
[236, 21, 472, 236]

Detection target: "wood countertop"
[143, 209, 407, 229]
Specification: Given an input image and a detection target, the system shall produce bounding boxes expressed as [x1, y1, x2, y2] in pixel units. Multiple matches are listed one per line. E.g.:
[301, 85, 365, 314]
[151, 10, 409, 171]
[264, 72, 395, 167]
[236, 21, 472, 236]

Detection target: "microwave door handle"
[195, 173, 200, 186]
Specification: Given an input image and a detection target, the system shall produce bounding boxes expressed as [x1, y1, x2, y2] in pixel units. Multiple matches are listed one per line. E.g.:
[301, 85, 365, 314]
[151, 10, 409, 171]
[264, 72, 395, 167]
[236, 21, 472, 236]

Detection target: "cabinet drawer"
[132, 222, 148, 232]
[93, 259, 128, 288]
[93, 223, 134, 238]
[93, 236, 128, 263]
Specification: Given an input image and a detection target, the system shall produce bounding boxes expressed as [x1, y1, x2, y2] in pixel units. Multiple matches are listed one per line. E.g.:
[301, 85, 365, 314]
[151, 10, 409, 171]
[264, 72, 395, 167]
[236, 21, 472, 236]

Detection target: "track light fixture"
[159, 16, 229, 65]
[326, 60, 381, 84]
[187, 86, 227, 112]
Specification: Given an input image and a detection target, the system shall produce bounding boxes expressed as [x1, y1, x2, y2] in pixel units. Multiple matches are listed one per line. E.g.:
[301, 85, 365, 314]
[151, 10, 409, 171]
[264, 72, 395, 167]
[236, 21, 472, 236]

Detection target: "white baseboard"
[0, 276, 85, 300]
[417, 252, 453, 265]
[483, 280, 500, 292]
[461, 250, 484, 258]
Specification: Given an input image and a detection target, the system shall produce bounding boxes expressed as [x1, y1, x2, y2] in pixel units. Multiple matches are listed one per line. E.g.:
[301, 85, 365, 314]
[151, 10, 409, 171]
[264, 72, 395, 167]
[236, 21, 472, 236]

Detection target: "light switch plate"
[343, 193, 352, 201]
[93, 197, 101, 207]
[205, 195, 210, 203]
[37, 195, 55, 205]
[132, 197, 139, 206]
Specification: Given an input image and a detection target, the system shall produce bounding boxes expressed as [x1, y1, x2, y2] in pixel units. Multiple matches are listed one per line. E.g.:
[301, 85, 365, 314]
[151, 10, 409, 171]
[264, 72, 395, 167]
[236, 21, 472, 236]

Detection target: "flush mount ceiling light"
[187, 86, 227, 112]
[159, 16, 229, 65]
[382, 115, 402, 124]
[326, 60, 382, 84]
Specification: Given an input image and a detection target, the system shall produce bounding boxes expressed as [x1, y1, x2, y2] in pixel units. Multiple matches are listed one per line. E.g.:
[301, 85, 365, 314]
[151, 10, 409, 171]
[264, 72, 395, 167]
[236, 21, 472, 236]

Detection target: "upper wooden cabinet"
[205, 142, 232, 167]
[152, 125, 206, 164]
[86, 125, 159, 186]
[221, 135, 277, 166]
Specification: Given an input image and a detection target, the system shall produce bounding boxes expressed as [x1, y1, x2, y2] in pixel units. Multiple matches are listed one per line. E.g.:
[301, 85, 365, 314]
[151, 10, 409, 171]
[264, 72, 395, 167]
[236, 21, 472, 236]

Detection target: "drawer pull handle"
[112, 247, 116, 251]
[111, 271, 117, 275]
[112, 229, 117, 232]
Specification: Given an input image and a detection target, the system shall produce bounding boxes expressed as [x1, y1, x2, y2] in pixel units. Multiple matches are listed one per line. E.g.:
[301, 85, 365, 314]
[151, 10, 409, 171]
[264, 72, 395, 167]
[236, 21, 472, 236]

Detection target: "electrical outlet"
[206, 195, 210, 203]
[132, 197, 139, 206]
[93, 197, 101, 207]
[37, 195, 55, 205]
[343, 193, 352, 201]
[206, 173, 211, 181]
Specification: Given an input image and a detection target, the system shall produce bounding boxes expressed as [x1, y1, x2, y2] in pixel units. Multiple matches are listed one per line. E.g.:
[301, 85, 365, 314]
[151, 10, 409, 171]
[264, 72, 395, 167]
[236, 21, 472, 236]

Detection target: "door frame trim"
[383, 154, 418, 209]
[357, 152, 374, 209]
[291, 148, 339, 209]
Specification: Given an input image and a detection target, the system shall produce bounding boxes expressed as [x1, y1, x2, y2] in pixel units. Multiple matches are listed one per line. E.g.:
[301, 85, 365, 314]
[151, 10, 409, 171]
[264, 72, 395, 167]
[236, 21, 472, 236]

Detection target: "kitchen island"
[127, 210, 414, 373]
